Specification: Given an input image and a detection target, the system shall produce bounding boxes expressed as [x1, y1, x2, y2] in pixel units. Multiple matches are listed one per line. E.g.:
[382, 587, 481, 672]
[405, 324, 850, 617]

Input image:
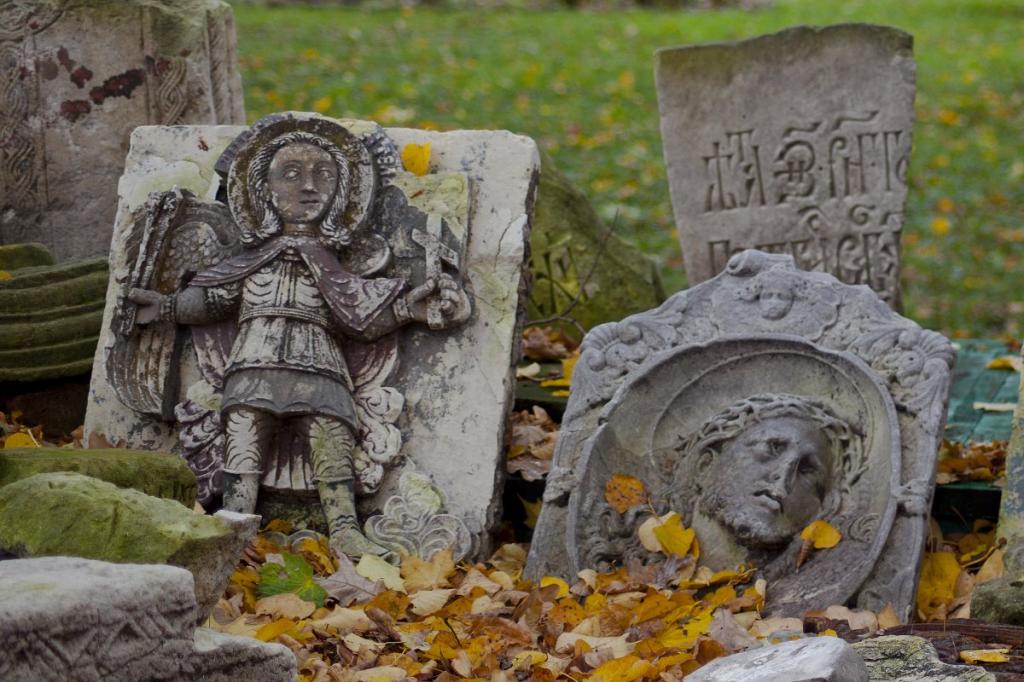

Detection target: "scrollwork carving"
[364, 471, 473, 561]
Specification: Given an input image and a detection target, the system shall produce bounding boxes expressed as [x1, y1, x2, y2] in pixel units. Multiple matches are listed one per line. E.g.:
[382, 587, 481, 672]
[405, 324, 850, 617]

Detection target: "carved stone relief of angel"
[108, 113, 472, 558]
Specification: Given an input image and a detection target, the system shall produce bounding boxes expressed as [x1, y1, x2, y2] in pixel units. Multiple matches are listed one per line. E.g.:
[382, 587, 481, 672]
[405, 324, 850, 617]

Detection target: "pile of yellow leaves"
[935, 440, 1007, 485]
[916, 518, 1005, 621]
[211, 509, 895, 682]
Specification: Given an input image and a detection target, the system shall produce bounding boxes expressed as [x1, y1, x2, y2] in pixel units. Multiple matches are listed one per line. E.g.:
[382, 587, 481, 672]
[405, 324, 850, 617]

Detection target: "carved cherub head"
[245, 131, 354, 248]
[735, 268, 811, 320]
[673, 394, 864, 550]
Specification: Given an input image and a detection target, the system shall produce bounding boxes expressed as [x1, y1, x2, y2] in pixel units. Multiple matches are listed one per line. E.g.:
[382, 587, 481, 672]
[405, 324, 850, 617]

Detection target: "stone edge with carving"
[0, 556, 294, 682]
[656, 23, 915, 307]
[526, 249, 954, 621]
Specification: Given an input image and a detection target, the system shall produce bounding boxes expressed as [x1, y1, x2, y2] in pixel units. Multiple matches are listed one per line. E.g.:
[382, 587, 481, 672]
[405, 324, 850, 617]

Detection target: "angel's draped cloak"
[181, 234, 406, 429]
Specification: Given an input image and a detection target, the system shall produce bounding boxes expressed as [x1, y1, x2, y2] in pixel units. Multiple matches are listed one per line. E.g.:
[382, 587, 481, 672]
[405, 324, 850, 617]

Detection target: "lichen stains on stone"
[89, 69, 146, 105]
[146, 55, 177, 79]
[60, 100, 91, 123]
[70, 66, 93, 89]
[37, 57, 59, 81]
[56, 47, 74, 73]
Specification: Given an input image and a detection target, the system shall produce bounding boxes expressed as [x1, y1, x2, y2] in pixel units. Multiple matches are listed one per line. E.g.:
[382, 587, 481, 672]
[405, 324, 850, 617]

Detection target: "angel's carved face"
[267, 142, 340, 224]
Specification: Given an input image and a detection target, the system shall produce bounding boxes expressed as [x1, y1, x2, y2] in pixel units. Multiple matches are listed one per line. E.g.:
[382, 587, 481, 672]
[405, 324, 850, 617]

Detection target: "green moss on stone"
[0, 257, 107, 290]
[0, 337, 100, 369]
[0, 309, 103, 350]
[0, 472, 226, 573]
[0, 448, 197, 507]
[0, 255, 107, 381]
[852, 635, 994, 681]
[0, 270, 108, 314]
[0, 243, 53, 271]
[0, 358, 95, 383]
[529, 153, 663, 338]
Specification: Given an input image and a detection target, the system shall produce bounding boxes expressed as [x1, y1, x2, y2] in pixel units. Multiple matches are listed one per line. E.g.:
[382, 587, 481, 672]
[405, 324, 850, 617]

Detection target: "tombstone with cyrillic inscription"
[656, 23, 915, 308]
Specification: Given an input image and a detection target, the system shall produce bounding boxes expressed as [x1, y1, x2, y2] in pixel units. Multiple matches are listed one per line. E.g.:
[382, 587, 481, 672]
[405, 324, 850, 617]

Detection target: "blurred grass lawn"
[235, 0, 1024, 339]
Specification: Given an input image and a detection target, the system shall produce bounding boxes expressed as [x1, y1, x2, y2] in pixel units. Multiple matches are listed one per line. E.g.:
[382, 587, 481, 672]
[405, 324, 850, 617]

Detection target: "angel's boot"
[306, 416, 390, 560]
[222, 472, 260, 514]
[319, 479, 390, 559]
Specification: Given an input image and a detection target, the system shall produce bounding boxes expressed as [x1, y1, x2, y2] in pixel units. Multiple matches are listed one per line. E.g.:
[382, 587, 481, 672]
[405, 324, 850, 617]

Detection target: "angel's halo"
[223, 112, 379, 244]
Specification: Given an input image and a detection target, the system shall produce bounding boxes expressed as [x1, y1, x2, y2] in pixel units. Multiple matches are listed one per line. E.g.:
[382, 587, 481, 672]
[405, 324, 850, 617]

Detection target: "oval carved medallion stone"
[567, 337, 901, 616]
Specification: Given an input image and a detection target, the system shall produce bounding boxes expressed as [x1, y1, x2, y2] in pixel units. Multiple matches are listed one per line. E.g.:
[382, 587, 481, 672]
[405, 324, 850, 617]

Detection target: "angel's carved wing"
[107, 189, 240, 420]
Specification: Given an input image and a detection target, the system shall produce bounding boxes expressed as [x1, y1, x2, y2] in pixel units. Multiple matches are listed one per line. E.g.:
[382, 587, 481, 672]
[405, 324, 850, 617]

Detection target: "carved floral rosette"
[527, 250, 954, 621]
[365, 471, 474, 561]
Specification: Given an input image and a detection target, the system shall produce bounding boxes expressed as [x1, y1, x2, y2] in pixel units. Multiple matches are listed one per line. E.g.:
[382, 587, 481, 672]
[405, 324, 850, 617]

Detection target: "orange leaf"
[587, 654, 651, 682]
[401, 548, 456, 593]
[916, 551, 961, 616]
[604, 474, 647, 514]
[539, 576, 570, 598]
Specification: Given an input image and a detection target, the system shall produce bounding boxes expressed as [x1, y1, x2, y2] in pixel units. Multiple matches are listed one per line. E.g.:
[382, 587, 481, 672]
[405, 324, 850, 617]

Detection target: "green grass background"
[235, 0, 1024, 339]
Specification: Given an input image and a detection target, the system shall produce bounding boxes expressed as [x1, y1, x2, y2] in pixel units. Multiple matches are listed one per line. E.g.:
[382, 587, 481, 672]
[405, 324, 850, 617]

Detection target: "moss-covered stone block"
[0, 255, 107, 382]
[0, 243, 54, 271]
[852, 635, 994, 681]
[0, 448, 197, 507]
[0, 473, 221, 564]
[0, 472, 245, 621]
[529, 153, 663, 338]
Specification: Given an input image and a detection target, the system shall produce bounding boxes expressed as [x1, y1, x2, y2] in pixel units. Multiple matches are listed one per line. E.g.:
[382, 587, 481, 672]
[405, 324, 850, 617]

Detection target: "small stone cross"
[411, 213, 459, 329]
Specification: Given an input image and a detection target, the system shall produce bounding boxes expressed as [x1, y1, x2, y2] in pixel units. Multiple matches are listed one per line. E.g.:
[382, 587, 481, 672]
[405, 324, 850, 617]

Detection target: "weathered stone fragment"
[189, 628, 297, 681]
[852, 636, 995, 681]
[0, 251, 107, 382]
[656, 24, 915, 307]
[0, 447, 197, 506]
[526, 250, 954, 620]
[0, 556, 294, 682]
[529, 153, 663, 336]
[0, 0, 245, 261]
[85, 115, 539, 559]
[0, 472, 257, 621]
[686, 637, 869, 681]
[972, 573, 1024, 626]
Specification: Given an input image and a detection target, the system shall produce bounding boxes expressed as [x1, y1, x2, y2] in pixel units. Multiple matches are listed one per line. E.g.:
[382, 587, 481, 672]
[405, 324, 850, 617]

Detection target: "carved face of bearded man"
[697, 414, 831, 547]
[674, 394, 860, 554]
